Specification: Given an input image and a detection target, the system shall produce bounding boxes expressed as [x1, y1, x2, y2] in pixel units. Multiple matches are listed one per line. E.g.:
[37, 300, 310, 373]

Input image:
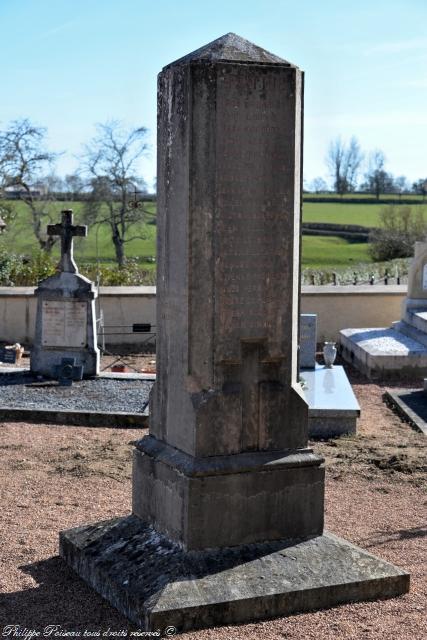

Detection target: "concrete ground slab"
[60, 515, 409, 633]
[383, 389, 427, 435]
[301, 365, 360, 437]
[340, 327, 427, 379]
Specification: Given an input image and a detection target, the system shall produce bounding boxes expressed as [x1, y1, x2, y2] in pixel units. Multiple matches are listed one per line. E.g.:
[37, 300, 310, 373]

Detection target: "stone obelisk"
[60, 34, 409, 632]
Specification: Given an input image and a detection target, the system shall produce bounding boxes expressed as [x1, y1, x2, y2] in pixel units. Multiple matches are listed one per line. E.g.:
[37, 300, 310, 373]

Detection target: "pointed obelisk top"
[164, 32, 295, 68]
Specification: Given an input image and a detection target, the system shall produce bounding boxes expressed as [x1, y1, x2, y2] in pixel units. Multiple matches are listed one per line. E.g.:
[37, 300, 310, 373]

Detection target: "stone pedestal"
[60, 34, 409, 631]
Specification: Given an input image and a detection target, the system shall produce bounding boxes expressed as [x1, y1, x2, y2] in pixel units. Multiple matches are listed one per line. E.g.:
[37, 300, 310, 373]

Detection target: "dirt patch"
[0, 361, 426, 639]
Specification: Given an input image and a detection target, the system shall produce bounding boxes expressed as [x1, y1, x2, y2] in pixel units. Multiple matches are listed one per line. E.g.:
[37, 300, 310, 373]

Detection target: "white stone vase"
[323, 342, 337, 368]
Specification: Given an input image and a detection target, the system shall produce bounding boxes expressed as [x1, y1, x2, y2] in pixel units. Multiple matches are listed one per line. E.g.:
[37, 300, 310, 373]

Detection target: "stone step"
[404, 308, 427, 333]
[392, 320, 427, 348]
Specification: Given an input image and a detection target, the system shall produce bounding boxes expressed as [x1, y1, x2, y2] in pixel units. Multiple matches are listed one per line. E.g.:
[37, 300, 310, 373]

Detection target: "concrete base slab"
[339, 327, 427, 379]
[383, 389, 427, 435]
[301, 365, 360, 437]
[60, 515, 410, 633]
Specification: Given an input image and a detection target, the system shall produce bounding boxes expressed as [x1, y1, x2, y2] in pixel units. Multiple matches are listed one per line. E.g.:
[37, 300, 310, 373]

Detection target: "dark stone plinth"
[383, 389, 427, 435]
[60, 515, 410, 633]
[132, 436, 325, 550]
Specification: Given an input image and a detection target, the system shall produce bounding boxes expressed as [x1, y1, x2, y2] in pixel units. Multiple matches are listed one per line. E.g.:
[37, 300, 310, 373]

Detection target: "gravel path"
[0, 362, 425, 638]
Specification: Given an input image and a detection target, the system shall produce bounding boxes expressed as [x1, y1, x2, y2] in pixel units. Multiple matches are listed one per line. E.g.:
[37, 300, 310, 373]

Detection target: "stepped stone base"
[132, 436, 325, 550]
[60, 515, 409, 633]
[339, 326, 427, 379]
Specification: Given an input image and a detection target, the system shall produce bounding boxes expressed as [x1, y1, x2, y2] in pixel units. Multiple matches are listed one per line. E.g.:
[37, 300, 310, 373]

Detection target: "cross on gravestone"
[47, 209, 87, 273]
[222, 341, 284, 449]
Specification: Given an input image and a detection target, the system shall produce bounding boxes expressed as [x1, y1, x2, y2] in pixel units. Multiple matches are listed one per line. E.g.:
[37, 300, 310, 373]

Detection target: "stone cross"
[222, 340, 284, 450]
[47, 209, 87, 273]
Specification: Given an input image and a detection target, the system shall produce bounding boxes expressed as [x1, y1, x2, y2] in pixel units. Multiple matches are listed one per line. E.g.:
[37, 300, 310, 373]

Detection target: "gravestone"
[340, 241, 427, 378]
[31, 210, 99, 378]
[300, 313, 317, 369]
[60, 34, 408, 632]
[0, 347, 17, 364]
[299, 314, 360, 437]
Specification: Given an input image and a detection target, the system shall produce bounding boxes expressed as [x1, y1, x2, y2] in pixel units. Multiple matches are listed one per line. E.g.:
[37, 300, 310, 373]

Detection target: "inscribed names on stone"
[42, 300, 87, 347]
[214, 66, 294, 361]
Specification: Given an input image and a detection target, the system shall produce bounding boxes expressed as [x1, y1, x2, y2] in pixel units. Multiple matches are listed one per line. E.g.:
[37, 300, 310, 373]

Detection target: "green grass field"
[303, 202, 425, 227]
[304, 193, 424, 201]
[301, 235, 371, 268]
[0, 198, 424, 272]
[302, 202, 382, 227]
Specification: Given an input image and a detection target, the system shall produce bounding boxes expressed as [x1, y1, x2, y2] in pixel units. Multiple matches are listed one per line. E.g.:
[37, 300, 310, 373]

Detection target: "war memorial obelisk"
[60, 34, 409, 632]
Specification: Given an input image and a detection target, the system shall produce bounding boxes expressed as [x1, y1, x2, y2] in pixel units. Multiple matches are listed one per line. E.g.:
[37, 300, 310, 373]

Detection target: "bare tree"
[412, 178, 427, 200]
[64, 173, 85, 200]
[361, 150, 395, 199]
[81, 121, 149, 266]
[310, 177, 328, 193]
[393, 175, 410, 198]
[0, 118, 60, 251]
[326, 136, 363, 195]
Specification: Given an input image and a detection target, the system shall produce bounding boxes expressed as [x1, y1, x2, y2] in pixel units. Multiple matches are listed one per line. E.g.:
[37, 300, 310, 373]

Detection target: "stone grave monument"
[299, 314, 360, 437]
[31, 209, 99, 378]
[60, 34, 409, 632]
[299, 313, 317, 368]
[340, 241, 427, 378]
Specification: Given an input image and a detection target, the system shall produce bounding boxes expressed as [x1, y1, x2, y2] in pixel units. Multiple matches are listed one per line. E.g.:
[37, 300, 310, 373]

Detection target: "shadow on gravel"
[0, 556, 135, 630]
[362, 525, 427, 549]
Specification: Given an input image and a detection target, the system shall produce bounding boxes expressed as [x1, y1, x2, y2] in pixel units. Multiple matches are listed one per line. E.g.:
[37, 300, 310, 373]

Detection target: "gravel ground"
[0, 376, 153, 414]
[0, 361, 426, 639]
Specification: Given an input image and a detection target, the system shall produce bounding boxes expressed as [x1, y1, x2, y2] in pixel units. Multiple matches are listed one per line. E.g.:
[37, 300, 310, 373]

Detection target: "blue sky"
[1, 0, 426, 190]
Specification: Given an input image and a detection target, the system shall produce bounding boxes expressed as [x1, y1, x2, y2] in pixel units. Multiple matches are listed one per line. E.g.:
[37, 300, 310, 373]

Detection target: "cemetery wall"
[0, 285, 404, 347]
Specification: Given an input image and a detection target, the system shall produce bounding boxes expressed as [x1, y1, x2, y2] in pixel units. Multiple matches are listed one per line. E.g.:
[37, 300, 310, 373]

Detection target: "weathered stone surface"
[152, 34, 306, 461]
[168, 32, 292, 66]
[132, 436, 324, 549]
[60, 516, 410, 632]
[60, 35, 409, 629]
[138, 32, 321, 550]
[300, 314, 317, 369]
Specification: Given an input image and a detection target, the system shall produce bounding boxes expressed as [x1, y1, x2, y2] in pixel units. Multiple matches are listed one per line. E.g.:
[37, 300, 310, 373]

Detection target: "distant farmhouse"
[3, 183, 47, 199]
